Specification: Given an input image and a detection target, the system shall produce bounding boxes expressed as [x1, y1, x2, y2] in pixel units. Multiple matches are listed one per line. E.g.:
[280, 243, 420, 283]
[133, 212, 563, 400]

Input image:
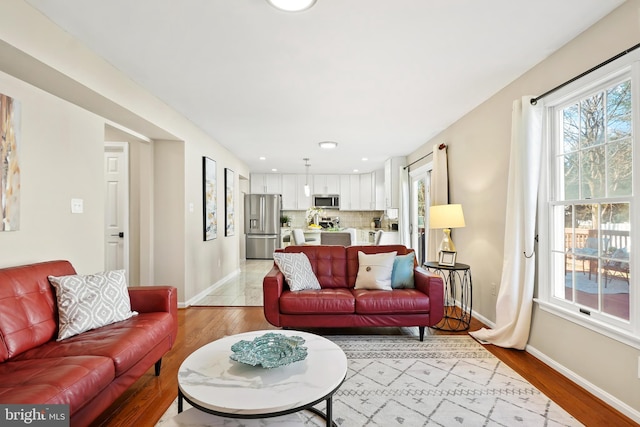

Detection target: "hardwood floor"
[90, 307, 637, 427]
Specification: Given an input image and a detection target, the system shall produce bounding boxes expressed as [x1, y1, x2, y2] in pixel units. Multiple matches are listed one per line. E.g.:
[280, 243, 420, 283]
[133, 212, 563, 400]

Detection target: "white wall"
[0, 0, 250, 303]
[0, 70, 104, 273]
[408, 0, 640, 418]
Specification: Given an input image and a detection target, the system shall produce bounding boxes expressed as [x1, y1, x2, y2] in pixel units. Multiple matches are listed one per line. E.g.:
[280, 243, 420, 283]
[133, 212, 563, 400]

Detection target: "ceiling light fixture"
[303, 158, 311, 197]
[267, 0, 316, 12]
[318, 141, 338, 149]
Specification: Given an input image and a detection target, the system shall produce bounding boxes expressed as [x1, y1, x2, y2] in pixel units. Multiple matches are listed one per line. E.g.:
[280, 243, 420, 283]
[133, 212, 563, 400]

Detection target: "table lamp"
[429, 204, 466, 253]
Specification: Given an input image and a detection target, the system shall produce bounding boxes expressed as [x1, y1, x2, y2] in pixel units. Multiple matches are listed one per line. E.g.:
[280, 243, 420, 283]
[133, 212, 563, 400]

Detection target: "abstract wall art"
[202, 156, 217, 241]
[1, 94, 21, 231]
[225, 168, 235, 236]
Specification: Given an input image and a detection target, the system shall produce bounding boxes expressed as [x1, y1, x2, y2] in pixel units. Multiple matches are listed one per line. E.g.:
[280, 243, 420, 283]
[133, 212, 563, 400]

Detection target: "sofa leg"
[155, 359, 162, 376]
[419, 327, 425, 342]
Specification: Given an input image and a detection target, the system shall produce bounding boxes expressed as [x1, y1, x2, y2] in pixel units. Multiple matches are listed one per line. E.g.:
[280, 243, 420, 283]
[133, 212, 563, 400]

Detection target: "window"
[540, 57, 638, 343]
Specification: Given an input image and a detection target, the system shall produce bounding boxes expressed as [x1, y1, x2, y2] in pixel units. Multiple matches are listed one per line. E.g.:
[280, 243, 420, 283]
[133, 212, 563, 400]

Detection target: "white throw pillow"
[273, 252, 321, 291]
[354, 251, 398, 290]
[48, 270, 138, 341]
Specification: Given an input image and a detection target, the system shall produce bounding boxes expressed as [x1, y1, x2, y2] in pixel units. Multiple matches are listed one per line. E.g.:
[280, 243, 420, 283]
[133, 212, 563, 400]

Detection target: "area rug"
[157, 335, 582, 426]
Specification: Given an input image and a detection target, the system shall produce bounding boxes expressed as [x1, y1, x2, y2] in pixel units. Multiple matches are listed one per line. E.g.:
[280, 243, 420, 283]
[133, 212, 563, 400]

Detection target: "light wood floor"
[89, 306, 637, 427]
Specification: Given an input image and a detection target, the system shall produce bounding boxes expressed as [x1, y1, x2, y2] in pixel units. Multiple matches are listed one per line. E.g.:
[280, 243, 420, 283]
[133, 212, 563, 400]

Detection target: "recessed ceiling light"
[271, 168, 278, 172]
[318, 141, 338, 149]
[259, 156, 266, 160]
[362, 157, 368, 161]
[267, 0, 316, 12]
[353, 169, 359, 173]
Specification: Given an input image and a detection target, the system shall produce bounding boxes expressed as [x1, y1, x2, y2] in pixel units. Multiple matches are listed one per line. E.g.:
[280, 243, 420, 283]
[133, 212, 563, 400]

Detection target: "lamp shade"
[429, 204, 465, 229]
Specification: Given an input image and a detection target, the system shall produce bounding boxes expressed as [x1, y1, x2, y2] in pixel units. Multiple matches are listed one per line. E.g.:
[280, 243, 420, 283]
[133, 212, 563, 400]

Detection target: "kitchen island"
[280, 227, 399, 247]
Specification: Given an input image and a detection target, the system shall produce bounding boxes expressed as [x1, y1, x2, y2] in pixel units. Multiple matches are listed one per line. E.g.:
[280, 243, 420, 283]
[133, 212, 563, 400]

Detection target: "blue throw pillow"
[391, 252, 415, 289]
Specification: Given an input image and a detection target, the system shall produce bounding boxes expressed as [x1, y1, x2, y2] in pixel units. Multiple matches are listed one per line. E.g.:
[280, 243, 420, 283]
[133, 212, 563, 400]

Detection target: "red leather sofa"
[0, 260, 178, 426]
[263, 245, 444, 341]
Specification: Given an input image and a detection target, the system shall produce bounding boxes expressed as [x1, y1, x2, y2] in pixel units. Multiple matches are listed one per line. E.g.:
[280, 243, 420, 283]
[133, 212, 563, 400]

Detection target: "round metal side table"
[424, 262, 472, 331]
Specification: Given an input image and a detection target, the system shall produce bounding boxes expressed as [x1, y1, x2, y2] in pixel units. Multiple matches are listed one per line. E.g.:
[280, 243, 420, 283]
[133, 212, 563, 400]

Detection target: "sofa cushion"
[280, 289, 355, 314]
[0, 355, 114, 413]
[284, 245, 348, 288]
[391, 252, 416, 289]
[354, 251, 397, 290]
[0, 260, 76, 362]
[48, 270, 138, 341]
[13, 312, 173, 377]
[346, 245, 413, 287]
[353, 288, 430, 314]
[273, 252, 321, 291]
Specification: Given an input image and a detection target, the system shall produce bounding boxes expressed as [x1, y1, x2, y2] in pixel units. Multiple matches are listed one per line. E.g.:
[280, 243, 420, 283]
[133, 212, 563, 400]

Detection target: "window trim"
[537, 50, 640, 348]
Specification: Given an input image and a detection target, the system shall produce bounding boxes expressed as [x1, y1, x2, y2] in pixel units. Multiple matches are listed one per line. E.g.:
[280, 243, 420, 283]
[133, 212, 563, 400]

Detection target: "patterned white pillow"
[273, 252, 321, 291]
[354, 251, 398, 290]
[48, 270, 138, 341]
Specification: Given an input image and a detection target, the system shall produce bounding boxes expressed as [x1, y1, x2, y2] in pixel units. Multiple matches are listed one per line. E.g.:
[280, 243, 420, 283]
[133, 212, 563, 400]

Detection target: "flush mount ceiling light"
[318, 141, 338, 149]
[267, 0, 316, 12]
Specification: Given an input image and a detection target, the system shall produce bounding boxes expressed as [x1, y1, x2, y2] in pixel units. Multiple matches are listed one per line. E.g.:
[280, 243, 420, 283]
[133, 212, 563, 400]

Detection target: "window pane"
[563, 152, 579, 199]
[563, 104, 579, 153]
[607, 80, 631, 142]
[607, 139, 632, 196]
[580, 146, 606, 199]
[581, 93, 605, 148]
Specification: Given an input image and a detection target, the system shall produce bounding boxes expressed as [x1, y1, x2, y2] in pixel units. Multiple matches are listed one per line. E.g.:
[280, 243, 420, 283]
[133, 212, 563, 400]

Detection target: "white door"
[410, 165, 430, 265]
[104, 143, 129, 278]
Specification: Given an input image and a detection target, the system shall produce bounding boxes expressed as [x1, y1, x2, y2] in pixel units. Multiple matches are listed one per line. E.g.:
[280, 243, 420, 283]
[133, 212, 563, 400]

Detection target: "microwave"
[313, 195, 340, 209]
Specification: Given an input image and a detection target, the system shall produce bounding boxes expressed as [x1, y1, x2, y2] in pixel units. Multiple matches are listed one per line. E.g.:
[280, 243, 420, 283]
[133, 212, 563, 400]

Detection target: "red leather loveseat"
[0, 260, 178, 426]
[263, 245, 444, 341]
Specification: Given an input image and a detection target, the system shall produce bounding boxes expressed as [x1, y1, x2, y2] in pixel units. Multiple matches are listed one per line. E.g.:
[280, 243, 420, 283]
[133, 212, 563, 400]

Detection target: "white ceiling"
[25, 0, 625, 174]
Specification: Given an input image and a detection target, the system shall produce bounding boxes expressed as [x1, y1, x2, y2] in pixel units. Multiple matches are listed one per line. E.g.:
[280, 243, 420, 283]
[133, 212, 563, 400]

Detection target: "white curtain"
[427, 145, 448, 262]
[470, 96, 543, 350]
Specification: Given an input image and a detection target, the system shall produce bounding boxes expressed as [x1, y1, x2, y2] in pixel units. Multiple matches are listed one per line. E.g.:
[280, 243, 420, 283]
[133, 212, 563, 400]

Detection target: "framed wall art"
[1, 93, 21, 231]
[202, 157, 217, 241]
[225, 168, 235, 236]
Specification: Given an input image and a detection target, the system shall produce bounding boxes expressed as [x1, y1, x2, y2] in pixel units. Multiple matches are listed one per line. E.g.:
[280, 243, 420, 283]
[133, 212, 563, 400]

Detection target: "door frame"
[104, 142, 130, 279]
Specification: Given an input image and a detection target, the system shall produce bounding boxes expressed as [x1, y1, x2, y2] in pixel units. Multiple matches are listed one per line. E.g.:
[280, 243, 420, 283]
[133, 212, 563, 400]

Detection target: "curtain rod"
[404, 143, 446, 170]
[530, 42, 640, 105]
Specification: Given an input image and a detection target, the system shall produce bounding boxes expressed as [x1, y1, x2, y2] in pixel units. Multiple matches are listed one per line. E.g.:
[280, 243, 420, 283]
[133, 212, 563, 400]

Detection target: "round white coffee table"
[178, 330, 347, 427]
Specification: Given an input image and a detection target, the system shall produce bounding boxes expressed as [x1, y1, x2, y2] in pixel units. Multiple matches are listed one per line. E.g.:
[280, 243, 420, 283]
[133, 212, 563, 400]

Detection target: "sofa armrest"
[414, 268, 444, 324]
[263, 265, 285, 326]
[128, 286, 178, 345]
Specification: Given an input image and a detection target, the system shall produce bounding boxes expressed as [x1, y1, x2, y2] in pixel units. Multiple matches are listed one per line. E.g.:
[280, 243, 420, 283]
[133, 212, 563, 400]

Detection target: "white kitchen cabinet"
[339, 173, 378, 210]
[384, 157, 407, 208]
[281, 174, 311, 210]
[250, 173, 282, 194]
[374, 169, 385, 210]
[359, 173, 375, 210]
[281, 174, 298, 210]
[313, 174, 340, 195]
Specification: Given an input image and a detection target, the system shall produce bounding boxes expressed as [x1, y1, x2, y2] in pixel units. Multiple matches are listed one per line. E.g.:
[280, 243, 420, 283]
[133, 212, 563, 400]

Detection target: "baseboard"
[525, 344, 640, 423]
[179, 268, 241, 308]
[470, 309, 495, 329]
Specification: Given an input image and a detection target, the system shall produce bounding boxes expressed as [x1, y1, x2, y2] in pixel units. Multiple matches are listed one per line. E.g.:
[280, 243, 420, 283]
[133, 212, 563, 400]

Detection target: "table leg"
[325, 397, 332, 427]
[178, 390, 183, 413]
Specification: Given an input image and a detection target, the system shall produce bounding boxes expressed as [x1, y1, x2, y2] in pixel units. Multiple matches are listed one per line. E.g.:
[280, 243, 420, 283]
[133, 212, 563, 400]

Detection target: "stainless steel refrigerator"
[245, 194, 281, 259]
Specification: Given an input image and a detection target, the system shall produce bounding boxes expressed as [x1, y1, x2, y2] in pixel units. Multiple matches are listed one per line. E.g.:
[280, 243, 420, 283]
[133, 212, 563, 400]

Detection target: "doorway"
[104, 142, 130, 280]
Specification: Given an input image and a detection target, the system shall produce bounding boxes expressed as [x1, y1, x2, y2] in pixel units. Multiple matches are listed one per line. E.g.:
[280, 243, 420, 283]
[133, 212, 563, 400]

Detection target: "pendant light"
[303, 158, 311, 197]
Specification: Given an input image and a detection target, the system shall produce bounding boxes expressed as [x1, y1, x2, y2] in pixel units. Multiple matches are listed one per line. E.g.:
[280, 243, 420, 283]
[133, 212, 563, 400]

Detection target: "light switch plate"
[71, 198, 84, 214]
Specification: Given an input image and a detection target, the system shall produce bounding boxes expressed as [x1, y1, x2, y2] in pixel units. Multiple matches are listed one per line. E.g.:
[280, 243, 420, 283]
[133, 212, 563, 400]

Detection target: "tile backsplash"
[282, 210, 384, 229]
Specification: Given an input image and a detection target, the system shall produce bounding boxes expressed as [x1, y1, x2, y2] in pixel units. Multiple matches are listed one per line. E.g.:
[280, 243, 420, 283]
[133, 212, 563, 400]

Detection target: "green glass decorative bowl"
[230, 332, 307, 368]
